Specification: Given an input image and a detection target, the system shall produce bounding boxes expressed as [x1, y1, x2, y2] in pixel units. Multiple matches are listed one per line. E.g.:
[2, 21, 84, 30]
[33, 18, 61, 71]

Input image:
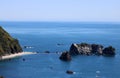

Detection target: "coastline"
[1, 52, 37, 60]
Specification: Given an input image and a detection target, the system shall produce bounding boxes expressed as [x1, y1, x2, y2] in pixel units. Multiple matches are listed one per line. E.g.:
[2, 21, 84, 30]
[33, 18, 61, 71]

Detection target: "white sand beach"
[1, 52, 37, 60]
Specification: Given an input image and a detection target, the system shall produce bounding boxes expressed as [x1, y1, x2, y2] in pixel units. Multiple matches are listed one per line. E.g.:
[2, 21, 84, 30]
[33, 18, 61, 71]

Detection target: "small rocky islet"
[60, 43, 116, 61]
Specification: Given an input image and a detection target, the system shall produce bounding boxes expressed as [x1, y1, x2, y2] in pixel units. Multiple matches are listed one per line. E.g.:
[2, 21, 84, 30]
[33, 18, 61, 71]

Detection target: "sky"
[0, 0, 120, 22]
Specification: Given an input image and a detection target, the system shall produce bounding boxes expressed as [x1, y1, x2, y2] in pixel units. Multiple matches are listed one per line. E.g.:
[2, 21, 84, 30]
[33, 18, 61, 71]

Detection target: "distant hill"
[0, 26, 23, 56]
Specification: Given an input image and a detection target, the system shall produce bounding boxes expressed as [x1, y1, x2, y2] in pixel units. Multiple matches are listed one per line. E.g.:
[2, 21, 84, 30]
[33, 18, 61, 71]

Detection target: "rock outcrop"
[60, 43, 116, 61]
[69, 43, 92, 55]
[59, 51, 71, 61]
[91, 44, 103, 55]
[0, 26, 23, 56]
[69, 43, 115, 56]
[103, 46, 115, 56]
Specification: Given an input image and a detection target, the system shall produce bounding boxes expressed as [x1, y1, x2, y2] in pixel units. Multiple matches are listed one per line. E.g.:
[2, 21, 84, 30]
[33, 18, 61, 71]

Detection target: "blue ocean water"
[0, 22, 120, 78]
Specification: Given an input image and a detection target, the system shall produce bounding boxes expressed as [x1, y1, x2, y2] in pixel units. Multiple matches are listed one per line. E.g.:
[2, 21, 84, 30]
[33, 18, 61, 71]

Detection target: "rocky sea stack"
[69, 43, 115, 56]
[60, 43, 115, 61]
[0, 26, 23, 56]
[59, 51, 71, 61]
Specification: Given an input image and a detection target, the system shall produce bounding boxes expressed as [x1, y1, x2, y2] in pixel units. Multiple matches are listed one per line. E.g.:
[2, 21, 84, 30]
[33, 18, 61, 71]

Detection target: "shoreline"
[1, 52, 37, 60]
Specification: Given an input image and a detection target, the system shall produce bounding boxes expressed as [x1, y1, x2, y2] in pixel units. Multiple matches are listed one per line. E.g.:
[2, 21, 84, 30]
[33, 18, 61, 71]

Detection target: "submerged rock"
[44, 51, 50, 54]
[0, 26, 23, 56]
[57, 43, 64, 46]
[59, 51, 71, 61]
[66, 70, 74, 74]
[22, 58, 26, 61]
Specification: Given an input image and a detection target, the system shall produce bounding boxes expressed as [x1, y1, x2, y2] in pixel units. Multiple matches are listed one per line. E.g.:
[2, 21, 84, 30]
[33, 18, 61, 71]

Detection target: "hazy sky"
[0, 0, 120, 22]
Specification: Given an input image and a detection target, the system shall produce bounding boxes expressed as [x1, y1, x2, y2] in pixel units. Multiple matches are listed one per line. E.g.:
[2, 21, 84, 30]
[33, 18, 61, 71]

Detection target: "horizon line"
[0, 20, 120, 24]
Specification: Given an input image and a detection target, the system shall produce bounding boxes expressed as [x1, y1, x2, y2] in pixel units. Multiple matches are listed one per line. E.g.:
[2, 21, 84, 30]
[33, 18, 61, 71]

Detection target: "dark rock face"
[69, 44, 80, 55]
[103, 46, 115, 56]
[0, 26, 23, 56]
[59, 51, 71, 61]
[69, 43, 115, 56]
[91, 44, 103, 55]
[69, 43, 92, 55]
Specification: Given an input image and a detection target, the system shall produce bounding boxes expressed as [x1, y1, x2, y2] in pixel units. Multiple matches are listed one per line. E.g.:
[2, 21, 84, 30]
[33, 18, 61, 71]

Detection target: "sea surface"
[0, 22, 120, 78]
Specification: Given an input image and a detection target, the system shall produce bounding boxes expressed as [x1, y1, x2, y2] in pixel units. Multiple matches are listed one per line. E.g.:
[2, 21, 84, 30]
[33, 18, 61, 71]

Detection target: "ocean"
[0, 22, 120, 78]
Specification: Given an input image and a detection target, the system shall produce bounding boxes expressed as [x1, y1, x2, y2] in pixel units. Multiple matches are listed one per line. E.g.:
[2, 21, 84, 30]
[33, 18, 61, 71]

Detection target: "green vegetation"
[0, 26, 23, 56]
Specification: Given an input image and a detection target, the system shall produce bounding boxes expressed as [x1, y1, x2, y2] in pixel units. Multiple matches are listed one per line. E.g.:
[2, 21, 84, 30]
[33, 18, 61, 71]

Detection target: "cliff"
[0, 26, 23, 56]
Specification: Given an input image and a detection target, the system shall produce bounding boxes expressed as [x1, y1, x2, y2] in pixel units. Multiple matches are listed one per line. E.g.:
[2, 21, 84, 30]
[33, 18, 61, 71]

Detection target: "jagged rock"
[69, 43, 92, 55]
[59, 51, 71, 61]
[103, 46, 115, 56]
[91, 44, 103, 55]
[0, 26, 23, 56]
[69, 43, 115, 56]
[59, 43, 116, 61]
[69, 44, 80, 55]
